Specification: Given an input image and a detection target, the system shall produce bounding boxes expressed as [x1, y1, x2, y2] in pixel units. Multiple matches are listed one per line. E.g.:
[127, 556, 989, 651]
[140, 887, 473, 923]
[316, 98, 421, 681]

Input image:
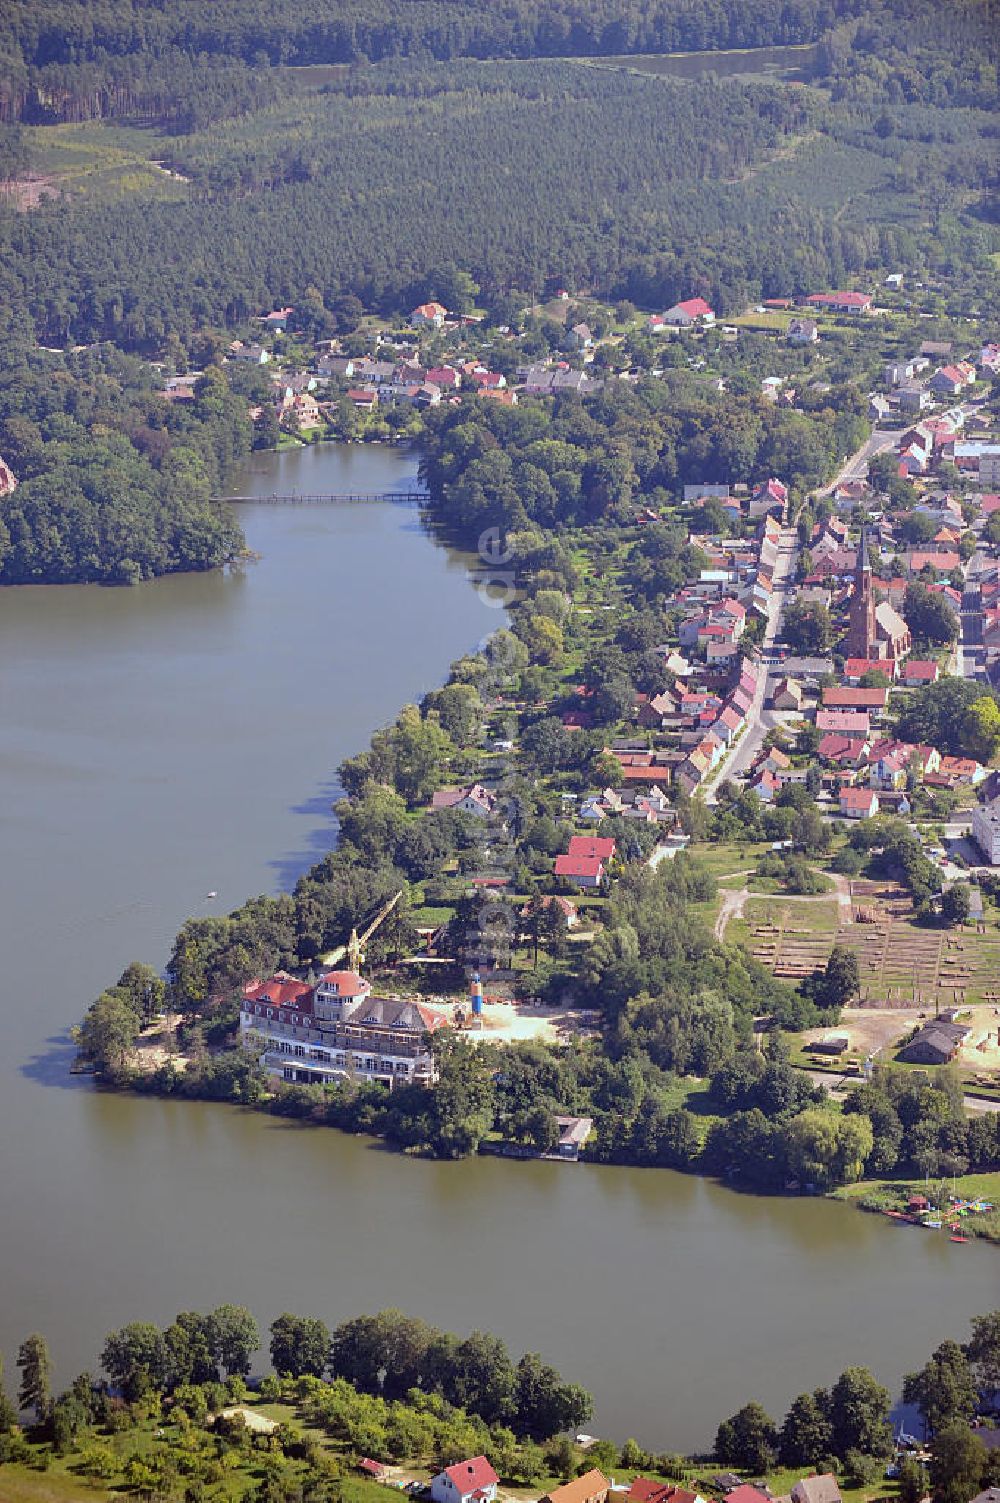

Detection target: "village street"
[816, 426, 899, 497]
[702, 524, 799, 802]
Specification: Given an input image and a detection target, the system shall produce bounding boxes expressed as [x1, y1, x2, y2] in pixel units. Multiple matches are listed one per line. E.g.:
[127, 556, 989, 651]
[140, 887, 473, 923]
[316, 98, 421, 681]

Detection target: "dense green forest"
[419, 378, 869, 535]
[0, 0, 882, 127]
[0, 0, 995, 132]
[0, 0, 995, 581]
[0, 316, 245, 583]
[1, 54, 995, 354]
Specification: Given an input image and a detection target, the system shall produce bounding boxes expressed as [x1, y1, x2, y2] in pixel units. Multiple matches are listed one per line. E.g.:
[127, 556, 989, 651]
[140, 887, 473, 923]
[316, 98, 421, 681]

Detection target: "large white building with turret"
[239, 968, 446, 1088]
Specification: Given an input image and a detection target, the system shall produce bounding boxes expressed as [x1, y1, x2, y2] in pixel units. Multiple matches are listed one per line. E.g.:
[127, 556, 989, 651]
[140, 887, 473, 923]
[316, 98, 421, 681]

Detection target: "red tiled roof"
[822, 686, 888, 708]
[724, 1486, 770, 1503]
[628, 1482, 672, 1503]
[674, 296, 713, 317]
[806, 290, 872, 307]
[554, 854, 604, 878]
[244, 973, 313, 1008]
[317, 970, 369, 995]
[903, 660, 939, 680]
[567, 835, 616, 860]
[844, 658, 896, 679]
[442, 1458, 499, 1496]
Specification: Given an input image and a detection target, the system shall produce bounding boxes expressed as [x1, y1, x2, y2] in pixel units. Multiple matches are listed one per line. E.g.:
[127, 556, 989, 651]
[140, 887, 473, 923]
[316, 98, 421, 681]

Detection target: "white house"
[430, 784, 496, 817]
[662, 296, 715, 327]
[431, 1458, 499, 1503]
[788, 318, 818, 345]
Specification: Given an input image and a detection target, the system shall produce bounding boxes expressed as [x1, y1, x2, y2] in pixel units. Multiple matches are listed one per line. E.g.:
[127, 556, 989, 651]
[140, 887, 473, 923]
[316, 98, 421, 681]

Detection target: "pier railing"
[222, 490, 424, 505]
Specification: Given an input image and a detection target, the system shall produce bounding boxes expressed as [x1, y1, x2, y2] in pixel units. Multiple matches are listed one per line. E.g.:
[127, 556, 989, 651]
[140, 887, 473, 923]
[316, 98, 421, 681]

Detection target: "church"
[845, 529, 911, 662]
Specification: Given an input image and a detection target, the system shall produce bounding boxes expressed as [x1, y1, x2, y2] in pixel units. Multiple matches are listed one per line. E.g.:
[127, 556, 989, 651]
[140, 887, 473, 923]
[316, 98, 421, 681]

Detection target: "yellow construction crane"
[319, 890, 404, 971]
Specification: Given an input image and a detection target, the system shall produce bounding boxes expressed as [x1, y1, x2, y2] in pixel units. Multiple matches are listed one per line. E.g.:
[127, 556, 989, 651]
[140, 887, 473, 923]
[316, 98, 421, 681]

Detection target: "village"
[197, 278, 1000, 1115]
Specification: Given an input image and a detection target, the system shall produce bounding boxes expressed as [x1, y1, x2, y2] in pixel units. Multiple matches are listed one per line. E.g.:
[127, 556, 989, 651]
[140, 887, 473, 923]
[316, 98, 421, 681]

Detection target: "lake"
[0, 440, 994, 1450]
[580, 43, 819, 84]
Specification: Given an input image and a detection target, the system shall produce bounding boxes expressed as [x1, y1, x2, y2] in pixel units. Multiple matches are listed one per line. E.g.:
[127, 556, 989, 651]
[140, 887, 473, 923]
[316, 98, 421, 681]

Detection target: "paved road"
[702, 526, 798, 803]
[817, 426, 899, 497]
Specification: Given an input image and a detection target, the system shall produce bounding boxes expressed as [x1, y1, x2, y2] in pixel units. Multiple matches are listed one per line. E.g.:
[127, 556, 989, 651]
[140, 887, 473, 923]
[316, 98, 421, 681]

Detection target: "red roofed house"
[930, 364, 975, 397]
[749, 766, 781, 803]
[663, 297, 716, 327]
[816, 709, 872, 736]
[938, 756, 987, 786]
[411, 301, 448, 328]
[844, 657, 897, 684]
[431, 784, 496, 817]
[555, 854, 606, 888]
[426, 366, 461, 389]
[347, 387, 378, 409]
[567, 835, 616, 862]
[822, 685, 888, 713]
[818, 733, 870, 766]
[840, 786, 880, 819]
[750, 477, 788, 520]
[724, 1489, 771, 1503]
[628, 1483, 674, 1503]
[902, 659, 940, 686]
[431, 1458, 499, 1503]
[806, 291, 873, 314]
[243, 972, 314, 1011]
[724, 1489, 770, 1503]
[908, 550, 960, 575]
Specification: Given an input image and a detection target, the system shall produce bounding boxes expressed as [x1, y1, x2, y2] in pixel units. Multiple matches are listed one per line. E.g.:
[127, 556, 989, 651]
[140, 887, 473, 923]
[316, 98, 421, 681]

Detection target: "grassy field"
[727, 873, 1000, 1012]
[21, 123, 189, 204]
[686, 840, 774, 880]
[832, 1171, 1000, 1243]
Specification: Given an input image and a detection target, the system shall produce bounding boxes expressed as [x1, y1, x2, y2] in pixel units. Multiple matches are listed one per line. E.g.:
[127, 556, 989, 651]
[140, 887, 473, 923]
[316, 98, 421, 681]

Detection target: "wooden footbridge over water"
[222, 490, 424, 505]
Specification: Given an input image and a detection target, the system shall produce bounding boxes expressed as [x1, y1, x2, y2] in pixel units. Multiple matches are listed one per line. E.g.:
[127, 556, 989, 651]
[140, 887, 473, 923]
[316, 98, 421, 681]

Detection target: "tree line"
[0, 318, 246, 583]
[715, 1311, 1000, 1503]
[0, 1306, 996, 1501]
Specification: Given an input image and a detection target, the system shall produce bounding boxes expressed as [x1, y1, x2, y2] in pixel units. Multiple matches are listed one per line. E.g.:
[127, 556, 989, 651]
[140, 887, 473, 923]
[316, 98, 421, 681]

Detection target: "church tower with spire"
[846, 525, 878, 660]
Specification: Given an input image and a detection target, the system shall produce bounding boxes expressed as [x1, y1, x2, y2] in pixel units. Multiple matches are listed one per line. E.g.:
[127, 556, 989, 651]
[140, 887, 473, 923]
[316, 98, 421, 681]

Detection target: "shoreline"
[84, 1061, 1000, 1244]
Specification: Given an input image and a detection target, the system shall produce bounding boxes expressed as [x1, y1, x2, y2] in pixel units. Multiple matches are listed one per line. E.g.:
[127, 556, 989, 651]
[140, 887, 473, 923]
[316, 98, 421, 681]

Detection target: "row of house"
[423, 1457, 848, 1503]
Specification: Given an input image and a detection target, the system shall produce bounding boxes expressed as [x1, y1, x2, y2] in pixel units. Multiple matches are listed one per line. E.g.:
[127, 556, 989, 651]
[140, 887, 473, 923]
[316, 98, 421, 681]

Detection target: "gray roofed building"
[898, 1019, 970, 1066]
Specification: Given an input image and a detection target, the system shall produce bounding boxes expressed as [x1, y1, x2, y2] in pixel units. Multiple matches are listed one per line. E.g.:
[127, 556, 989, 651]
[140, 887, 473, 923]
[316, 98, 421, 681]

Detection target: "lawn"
[0, 1471, 113, 1503]
[685, 841, 774, 881]
[832, 1171, 1000, 1243]
[834, 1171, 1000, 1204]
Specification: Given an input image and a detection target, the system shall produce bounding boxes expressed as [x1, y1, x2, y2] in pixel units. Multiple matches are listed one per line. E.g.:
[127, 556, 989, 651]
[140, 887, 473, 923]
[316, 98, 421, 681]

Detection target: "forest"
[0, 1, 995, 575]
[419, 379, 869, 538]
[0, 314, 246, 583]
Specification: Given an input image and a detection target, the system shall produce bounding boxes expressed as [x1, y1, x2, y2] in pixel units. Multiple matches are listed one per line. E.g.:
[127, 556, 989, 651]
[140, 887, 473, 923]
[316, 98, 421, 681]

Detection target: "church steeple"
[857, 524, 870, 578]
[847, 523, 877, 660]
